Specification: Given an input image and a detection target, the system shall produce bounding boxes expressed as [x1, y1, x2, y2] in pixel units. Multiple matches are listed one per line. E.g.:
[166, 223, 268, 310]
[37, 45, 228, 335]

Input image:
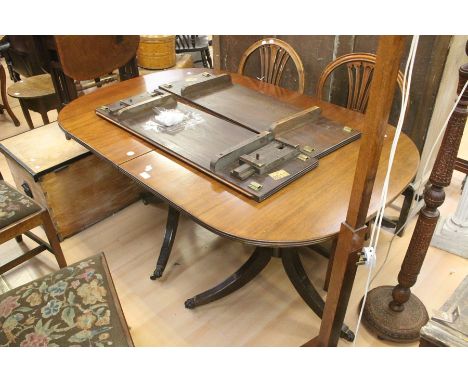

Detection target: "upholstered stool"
[0, 253, 133, 346]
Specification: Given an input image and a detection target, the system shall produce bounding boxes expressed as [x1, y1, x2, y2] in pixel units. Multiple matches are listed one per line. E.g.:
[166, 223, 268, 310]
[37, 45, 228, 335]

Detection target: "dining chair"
[175, 35, 212, 68]
[0, 36, 46, 81]
[50, 36, 167, 281]
[317, 52, 404, 112]
[238, 38, 305, 94]
[0, 170, 67, 275]
[50, 35, 140, 107]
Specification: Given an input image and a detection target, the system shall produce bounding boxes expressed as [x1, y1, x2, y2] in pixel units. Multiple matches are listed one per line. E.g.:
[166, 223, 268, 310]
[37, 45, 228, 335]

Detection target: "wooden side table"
[7, 73, 60, 129]
[0, 122, 143, 240]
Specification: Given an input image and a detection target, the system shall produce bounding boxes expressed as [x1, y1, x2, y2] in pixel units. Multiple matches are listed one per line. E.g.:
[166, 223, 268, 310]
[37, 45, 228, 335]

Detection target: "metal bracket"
[97, 90, 168, 116]
[211, 131, 302, 181]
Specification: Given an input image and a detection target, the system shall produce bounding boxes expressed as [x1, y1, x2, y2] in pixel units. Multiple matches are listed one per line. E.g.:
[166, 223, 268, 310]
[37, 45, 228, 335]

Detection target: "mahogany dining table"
[58, 68, 419, 341]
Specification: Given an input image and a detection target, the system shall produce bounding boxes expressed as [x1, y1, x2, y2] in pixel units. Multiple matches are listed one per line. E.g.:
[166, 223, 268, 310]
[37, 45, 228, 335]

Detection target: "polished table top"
[58, 68, 419, 247]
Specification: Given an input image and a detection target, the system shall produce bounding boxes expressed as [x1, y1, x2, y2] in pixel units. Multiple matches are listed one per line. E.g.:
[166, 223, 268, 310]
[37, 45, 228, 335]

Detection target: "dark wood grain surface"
[58, 68, 419, 247]
[161, 73, 302, 132]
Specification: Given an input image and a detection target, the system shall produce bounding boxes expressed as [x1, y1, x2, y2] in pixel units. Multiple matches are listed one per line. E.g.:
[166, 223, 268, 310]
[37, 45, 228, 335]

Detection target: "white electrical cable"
[367, 46, 414, 247]
[368, 36, 419, 250]
[369, 79, 468, 286]
[353, 36, 420, 345]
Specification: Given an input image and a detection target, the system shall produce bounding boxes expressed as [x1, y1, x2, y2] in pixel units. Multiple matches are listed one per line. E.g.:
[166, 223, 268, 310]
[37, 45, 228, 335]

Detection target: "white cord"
[368, 36, 419, 249]
[353, 36, 420, 345]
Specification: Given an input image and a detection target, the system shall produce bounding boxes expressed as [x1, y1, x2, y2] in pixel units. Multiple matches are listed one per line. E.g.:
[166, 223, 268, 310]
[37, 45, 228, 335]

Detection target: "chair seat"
[0, 181, 42, 229]
[7, 74, 56, 100]
[0, 253, 133, 346]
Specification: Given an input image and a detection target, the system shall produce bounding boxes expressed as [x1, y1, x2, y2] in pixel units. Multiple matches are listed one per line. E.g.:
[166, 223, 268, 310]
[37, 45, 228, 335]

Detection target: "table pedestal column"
[431, 181, 468, 258]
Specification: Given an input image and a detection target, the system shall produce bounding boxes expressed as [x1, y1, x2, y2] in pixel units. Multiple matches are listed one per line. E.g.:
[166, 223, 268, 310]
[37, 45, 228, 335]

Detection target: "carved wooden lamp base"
[360, 49, 468, 346]
[361, 286, 429, 342]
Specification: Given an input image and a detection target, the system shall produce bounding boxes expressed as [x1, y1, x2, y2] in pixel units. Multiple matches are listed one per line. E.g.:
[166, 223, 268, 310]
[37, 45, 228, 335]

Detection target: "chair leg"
[204, 48, 213, 69]
[394, 185, 415, 237]
[200, 50, 208, 68]
[0, 65, 20, 126]
[40, 211, 67, 268]
[40, 110, 50, 125]
[19, 99, 34, 129]
[15, 235, 23, 243]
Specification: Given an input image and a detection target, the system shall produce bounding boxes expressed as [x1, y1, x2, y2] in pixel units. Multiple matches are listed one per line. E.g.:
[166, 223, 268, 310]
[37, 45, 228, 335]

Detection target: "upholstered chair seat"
[0, 253, 133, 346]
[0, 181, 42, 229]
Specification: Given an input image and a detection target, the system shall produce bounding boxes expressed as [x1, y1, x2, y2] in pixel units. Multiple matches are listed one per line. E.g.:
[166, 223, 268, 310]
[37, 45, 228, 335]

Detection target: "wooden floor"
[1, 58, 467, 346]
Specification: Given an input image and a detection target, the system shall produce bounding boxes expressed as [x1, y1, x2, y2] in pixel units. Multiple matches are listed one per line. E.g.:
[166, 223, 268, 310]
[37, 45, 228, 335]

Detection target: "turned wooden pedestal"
[362, 58, 468, 342]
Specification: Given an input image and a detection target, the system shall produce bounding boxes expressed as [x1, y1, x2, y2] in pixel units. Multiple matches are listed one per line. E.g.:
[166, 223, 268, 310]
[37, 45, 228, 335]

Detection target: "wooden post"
[361, 49, 468, 342]
[304, 36, 407, 347]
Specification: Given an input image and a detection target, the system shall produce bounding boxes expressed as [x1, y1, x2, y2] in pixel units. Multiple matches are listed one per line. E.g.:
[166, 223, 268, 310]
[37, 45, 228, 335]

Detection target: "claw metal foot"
[150, 266, 164, 280]
[184, 298, 196, 309]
